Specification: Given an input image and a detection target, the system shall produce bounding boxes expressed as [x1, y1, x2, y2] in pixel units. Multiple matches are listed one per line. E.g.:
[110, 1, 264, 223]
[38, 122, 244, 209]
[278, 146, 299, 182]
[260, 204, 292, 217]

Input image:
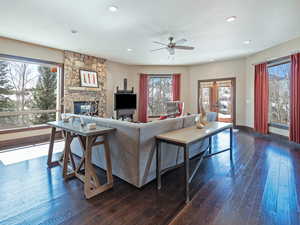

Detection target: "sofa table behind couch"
[47, 120, 115, 199]
[156, 121, 233, 203]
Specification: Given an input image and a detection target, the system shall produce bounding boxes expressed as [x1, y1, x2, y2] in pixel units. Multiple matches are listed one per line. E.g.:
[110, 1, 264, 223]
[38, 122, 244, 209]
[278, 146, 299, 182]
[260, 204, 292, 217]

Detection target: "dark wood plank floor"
[0, 130, 299, 225]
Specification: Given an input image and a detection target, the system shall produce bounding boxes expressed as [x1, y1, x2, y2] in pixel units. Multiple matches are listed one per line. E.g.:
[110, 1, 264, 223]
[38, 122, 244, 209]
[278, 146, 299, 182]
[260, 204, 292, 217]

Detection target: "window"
[198, 79, 234, 123]
[148, 76, 172, 117]
[0, 57, 61, 130]
[268, 60, 291, 128]
[200, 87, 210, 113]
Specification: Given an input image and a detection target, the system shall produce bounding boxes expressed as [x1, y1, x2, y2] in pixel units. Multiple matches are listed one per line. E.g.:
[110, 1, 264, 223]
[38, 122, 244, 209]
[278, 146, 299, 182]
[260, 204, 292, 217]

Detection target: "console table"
[47, 120, 115, 199]
[156, 122, 233, 203]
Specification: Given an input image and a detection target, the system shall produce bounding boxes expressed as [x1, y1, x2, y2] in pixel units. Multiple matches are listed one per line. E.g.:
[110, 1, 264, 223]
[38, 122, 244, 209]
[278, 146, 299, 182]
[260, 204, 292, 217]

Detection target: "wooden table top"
[156, 122, 233, 145]
[47, 121, 115, 136]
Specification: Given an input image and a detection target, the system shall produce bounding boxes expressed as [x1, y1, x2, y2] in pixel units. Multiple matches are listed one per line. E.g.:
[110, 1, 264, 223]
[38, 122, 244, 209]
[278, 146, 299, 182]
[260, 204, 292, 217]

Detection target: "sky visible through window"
[268, 62, 291, 78]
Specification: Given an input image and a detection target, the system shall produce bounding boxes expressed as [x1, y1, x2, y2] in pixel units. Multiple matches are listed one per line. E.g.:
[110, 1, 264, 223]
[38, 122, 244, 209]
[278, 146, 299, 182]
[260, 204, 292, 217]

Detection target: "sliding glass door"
[198, 78, 236, 124]
[0, 57, 62, 130]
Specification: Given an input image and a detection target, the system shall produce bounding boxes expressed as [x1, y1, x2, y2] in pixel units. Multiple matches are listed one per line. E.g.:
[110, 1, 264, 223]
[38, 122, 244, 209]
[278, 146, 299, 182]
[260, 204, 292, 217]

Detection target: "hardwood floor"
[0, 130, 299, 225]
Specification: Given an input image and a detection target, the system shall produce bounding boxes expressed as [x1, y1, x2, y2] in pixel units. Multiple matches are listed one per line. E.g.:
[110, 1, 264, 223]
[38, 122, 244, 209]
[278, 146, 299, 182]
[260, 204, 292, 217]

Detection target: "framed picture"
[79, 69, 98, 88]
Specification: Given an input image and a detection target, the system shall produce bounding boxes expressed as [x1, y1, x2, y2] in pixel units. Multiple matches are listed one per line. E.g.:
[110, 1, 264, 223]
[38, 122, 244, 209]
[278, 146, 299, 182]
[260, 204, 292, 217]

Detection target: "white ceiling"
[1, 0, 300, 65]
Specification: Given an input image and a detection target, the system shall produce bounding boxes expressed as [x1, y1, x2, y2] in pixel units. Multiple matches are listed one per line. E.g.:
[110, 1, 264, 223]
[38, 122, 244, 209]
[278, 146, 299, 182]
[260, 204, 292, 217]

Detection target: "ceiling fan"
[151, 37, 195, 55]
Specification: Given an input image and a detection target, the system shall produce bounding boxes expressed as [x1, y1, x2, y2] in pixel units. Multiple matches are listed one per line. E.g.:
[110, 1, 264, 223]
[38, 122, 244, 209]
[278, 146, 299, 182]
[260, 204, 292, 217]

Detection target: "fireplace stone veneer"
[63, 51, 107, 117]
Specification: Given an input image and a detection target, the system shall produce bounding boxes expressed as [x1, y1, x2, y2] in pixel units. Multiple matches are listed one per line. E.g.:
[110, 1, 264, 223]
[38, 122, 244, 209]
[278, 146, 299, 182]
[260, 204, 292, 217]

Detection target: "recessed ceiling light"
[226, 16, 237, 22]
[127, 48, 133, 52]
[108, 5, 118, 12]
[243, 40, 251, 44]
[71, 29, 78, 34]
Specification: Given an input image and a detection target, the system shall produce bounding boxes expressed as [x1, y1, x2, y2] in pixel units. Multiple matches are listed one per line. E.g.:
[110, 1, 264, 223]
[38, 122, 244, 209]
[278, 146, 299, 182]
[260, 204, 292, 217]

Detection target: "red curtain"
[254, 63, 269, 134]
[138, 74, 148, 123]
[177, 102, 184, 117]
[172, 74, 181, 101]
[290, 53, 300, 143]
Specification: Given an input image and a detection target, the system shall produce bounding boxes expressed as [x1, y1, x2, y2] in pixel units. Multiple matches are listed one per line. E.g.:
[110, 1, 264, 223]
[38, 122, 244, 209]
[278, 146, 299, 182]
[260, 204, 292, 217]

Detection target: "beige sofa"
[64, 114, 209, 188]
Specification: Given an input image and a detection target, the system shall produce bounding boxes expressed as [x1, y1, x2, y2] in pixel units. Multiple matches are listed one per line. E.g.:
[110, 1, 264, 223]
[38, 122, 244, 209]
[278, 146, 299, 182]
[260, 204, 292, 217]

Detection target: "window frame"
[147, 74, 173, 118]
[0, 54, 64, 132]
[267, 56, 291, 130]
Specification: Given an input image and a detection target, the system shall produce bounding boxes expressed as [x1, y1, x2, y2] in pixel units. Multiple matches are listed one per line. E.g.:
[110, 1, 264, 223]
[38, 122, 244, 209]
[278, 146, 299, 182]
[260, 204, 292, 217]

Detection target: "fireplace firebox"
[74, 101, 99, 116]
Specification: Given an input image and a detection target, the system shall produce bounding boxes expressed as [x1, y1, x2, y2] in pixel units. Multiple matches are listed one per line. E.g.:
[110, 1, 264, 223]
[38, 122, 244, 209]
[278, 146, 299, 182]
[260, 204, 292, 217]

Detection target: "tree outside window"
[268, 62, 290, 126]
[148, 76, 172, 117]
[0, 59, 59, 130]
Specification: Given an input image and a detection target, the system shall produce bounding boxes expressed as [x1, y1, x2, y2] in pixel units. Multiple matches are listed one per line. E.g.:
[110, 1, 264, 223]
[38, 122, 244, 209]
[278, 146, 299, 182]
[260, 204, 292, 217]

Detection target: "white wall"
[188, 58, 246, 126]
[0, 37, 134, 118]
[0, 37, 64, 63]
[2, 36, 300, 127]
[245, 36, 300, 128]
[0, 37, 65, 139]
[105, 64, 190, 120]
[105, 61, 134, 117]
[130, 65, 190, 117]
[104, 35, 300, 126]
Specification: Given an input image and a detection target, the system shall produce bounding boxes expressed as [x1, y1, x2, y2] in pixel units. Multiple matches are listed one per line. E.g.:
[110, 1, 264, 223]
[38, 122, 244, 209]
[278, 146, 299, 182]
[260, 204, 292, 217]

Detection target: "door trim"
[197, 77, 236, 127]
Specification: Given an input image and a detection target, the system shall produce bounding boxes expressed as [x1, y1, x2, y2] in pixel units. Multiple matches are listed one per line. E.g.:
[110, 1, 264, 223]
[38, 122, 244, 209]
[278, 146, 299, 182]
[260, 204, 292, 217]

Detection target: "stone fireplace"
[63, 51, 107, 117]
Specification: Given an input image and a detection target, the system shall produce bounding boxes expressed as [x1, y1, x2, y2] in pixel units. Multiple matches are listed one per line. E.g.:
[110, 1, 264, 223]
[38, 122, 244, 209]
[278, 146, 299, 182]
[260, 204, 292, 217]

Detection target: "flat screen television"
[114, 93, 137, 110]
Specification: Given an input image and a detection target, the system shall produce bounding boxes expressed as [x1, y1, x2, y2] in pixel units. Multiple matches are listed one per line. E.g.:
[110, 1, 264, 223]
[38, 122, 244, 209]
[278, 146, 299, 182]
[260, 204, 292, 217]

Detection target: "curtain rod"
[251, 50, 300, 66]
[148, 74, 172, 77]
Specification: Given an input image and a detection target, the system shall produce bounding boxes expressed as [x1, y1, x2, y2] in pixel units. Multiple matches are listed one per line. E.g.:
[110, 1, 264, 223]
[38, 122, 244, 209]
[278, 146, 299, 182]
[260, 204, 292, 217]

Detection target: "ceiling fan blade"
[153, 41, 168, 46]
[151, 47, 167, 52]
[174, 45, 195, 50]
[175, 38, 187, 45]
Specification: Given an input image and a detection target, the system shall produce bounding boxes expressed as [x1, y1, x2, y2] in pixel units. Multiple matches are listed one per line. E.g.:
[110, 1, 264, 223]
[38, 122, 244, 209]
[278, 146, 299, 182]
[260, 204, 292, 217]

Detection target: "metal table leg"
[230, 127, 233, 161]
[156, 139, 161, 190]
[208, 136, 212, 154]
[184, 145, 190, 203]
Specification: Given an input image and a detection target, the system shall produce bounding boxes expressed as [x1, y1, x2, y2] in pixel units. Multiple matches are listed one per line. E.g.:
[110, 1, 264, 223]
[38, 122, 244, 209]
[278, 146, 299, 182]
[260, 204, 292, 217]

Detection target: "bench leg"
[84, 136, 113, 199]
[47, 127, 57, 167]
[103, 134, 113, 185]
[62, 132, 74, 179]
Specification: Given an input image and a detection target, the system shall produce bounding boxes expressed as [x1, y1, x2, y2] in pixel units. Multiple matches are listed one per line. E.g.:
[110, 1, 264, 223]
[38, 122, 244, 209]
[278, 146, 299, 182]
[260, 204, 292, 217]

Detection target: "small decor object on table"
[196, 106, 208, 129]
[62, 115, 85, 126]
[80, 69, 98, 88]
[87, 123, 96, 130]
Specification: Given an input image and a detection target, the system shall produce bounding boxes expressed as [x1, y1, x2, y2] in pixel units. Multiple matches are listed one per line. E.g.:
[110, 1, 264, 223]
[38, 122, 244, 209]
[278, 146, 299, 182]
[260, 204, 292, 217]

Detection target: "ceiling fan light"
[71, 29, 78, 34]
[226, 16, 237, 22]
[168, 48, 175, 55]
[108, 5, 118, 12]
[243, 40, 251, 44]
